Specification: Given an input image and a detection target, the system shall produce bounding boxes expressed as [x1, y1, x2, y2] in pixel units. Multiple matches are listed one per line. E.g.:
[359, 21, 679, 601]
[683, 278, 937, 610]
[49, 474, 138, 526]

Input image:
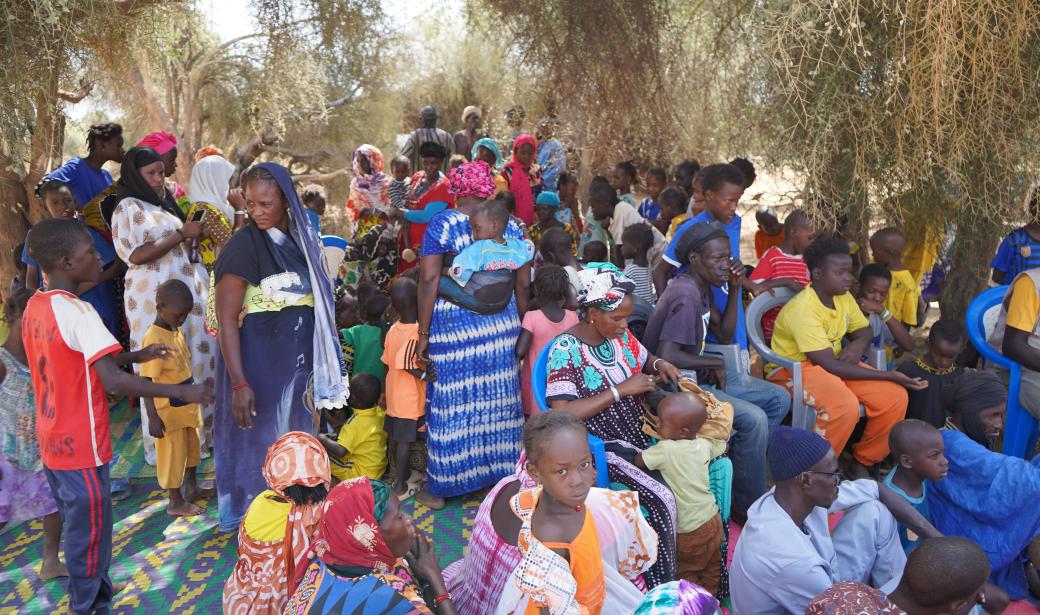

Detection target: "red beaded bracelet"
[434, 592, 451, 605]
[232, 382, 250, 392]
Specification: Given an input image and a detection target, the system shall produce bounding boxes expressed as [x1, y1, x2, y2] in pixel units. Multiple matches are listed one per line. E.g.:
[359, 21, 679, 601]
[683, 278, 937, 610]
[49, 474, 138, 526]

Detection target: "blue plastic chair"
[532, 343, 610, 488]
[966, 285, 1039, 458]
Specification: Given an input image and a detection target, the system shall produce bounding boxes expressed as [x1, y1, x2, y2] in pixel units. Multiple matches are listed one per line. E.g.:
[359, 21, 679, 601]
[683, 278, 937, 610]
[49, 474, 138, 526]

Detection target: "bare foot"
[183, 486, 216, 501]
[415, 488, 445, 510]
[113, 581, 128, 595]
[38, 560, 68, 580]
[167, 500, 205, 517]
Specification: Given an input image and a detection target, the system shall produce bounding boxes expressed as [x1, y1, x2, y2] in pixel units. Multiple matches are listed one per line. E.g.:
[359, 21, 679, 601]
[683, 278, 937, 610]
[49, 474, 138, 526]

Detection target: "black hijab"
[943, 369, 1008, 448]
[115, 146, 184, 220]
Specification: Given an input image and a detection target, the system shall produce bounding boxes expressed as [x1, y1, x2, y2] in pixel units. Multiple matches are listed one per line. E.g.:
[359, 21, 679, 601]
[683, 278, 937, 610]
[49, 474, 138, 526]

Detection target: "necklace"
[915, 357, 957, 376]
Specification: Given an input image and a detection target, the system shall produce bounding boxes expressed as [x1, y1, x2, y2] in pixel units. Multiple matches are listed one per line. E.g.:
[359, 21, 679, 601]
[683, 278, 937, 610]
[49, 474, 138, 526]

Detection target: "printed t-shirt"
[882, 469, 929, 554]
[22, 289, 122, 470]
[638, 197, 660, 221]
[664, 212, 747, 350]
[641, 435, 729, 533]
[342, 324, 386, 381]
[330, 406, 387, 481]
[447, 237, 535, 286]
[885, 268, 920, 326]
[750, 246, 810, 342]
[771, 287, 869, 362]
[138, 324, 201, 431]
[992, 227, 1040, 282]
[642, 275, 710, 359]
[381, 322, 426, 420]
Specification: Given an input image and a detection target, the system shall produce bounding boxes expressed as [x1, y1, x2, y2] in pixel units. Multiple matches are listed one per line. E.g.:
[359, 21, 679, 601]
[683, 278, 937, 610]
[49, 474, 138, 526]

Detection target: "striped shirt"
[750, 247, 810, 341]
[624, 263, 657, 306]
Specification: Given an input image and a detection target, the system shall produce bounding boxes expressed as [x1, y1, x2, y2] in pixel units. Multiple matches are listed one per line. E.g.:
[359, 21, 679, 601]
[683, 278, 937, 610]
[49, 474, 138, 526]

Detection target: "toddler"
[636, 386, 733, 594]
[341, 293, 389, 382]
[857, 263, 915, 363]
[581, 240, 609, 265]
[140, 280, 212, 516]
[749, 210, 814, 343]
[444, 200, 535, 288]
[319, 373, 387, 482]
[870, 227, 924, 327]
[639, 166, 668, 221]
[517, 265, 579, 415]
[388, 155, 412, 210]
[621, 223, 657, 305]
[754, 205, 784, 258]
[539, 226, 583, 297]
[382, 278, 438, 507]
[896, 320, 965, 427]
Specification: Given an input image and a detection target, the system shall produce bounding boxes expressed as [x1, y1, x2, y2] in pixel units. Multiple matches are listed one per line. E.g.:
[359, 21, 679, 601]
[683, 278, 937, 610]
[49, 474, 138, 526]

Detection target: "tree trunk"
[0, 156, 31, 295]
[939, 213, 1003, 324]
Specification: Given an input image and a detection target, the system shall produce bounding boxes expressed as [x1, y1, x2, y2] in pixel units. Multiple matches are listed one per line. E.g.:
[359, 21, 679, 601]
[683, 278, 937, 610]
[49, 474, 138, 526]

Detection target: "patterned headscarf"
[576, 262, 635, 311]
[262, 431, 331, 496]
[634, 580, 720, 615]
[136, 130, 177, 155]
[348, 144, 390, 221]
[447, 160, 496, 198]
[471, 137, 504, 168]
[262, 432, 332, 583]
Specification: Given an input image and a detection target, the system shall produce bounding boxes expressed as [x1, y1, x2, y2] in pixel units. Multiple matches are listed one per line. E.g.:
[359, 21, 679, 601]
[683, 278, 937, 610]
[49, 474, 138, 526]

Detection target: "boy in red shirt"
[749, 210, 815, 342]
[22, 219, 213, 614]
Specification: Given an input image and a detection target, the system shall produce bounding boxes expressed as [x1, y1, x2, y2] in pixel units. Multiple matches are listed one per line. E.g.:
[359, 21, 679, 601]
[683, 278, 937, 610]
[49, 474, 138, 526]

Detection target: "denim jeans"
[702, 371, 791, 519]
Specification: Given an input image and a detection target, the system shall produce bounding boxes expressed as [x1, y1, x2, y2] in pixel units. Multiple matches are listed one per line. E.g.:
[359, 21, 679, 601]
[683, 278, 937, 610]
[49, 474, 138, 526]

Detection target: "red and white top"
[22, 290, 121, 470]
[750, 247, 811, 343]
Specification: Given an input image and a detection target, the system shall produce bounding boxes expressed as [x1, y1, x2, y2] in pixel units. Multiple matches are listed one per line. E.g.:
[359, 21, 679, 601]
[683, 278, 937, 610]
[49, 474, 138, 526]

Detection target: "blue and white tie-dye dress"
[421, 210, 525, 497]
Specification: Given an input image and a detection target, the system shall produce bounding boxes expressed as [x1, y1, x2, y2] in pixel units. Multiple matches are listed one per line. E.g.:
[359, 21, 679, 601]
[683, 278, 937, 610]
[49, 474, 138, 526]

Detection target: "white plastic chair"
[745, 288, 884, 432]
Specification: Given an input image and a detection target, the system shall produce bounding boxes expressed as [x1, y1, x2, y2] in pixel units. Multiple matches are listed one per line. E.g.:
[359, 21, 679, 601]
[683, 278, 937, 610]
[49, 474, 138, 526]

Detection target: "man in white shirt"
[587, 181, 666, 268]
[730, 426, 940, 615]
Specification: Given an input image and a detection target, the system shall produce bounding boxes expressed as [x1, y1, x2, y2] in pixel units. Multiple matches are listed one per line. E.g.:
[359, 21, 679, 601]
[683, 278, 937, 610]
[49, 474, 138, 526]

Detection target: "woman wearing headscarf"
[346, 144, 390, 222]
[414, 161, 526, 507]
[499, 133, 542, 226]
[283, 477, 459, 614]
[400, 142, 454, 272]
[223, 432, 331, 614]
[545, 263, 682, 586]
[471, 137, 508, 197]
[187, 154, 238, 272]
[928, 370, 1040, 600]
[213, 162, 347, 533]
[137, 130, 191, 215]
[111, 146, 215, 466]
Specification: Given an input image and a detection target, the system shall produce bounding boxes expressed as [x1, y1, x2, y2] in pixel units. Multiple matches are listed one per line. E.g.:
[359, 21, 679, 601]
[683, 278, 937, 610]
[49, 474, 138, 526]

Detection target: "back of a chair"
[745, 287, 798, 366]
[966, 285, 1013, 370]
[532, 342, 553, 413]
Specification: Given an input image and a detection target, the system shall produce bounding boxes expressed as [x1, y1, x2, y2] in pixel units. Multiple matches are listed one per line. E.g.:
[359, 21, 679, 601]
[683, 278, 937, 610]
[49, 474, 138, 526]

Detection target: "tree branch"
[58, 80, 93, 104]
[292, 168, 350, 183]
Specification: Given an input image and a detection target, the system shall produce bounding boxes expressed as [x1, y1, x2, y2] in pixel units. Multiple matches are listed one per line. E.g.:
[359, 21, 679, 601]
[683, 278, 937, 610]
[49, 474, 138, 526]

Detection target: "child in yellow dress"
[319, 373, 387, 482]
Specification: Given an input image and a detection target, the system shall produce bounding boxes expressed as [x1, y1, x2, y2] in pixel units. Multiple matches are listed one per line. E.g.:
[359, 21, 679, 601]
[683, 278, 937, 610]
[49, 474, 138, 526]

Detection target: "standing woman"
[400, 142, 453, 272]
[416, 161, 528, 506]
[187, 154, 239, 272]
[213, 163, 347, 533]
[471, 137, 507, 197]
[499, 134, 542, 226]
[111, 146, 214, 466]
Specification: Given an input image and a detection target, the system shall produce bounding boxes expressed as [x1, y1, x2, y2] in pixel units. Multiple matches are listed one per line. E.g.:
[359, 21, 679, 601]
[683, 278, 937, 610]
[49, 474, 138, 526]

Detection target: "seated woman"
[928, 371, 1040, 601]
[493, 411, 658, 614]
[545, 264, 681, 586]
[283, 476, 459, 614]
[223, 432, 331, 614]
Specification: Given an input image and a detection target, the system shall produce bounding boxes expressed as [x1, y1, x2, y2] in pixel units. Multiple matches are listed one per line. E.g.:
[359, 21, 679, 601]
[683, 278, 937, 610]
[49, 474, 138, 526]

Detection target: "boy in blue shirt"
[884, 419, 949, 553]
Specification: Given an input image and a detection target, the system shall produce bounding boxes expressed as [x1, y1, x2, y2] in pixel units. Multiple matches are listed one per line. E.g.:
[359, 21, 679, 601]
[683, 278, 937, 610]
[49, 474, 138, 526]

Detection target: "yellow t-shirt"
[242, 490, 292, 541]
[1006, 274, 1040, 333]
[771, 287, 869, 362]
[885, 268, 921, 327]
[138, 324, 201, 431]
[330, 407, 388, 482]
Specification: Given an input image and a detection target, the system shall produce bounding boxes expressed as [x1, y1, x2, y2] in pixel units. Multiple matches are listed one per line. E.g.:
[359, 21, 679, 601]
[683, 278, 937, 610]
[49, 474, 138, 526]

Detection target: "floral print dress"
[112, 197, 215, 463]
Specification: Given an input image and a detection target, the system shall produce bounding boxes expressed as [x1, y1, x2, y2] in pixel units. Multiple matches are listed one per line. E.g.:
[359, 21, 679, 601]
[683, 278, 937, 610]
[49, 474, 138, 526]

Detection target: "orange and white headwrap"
[262, 431, 332, 495]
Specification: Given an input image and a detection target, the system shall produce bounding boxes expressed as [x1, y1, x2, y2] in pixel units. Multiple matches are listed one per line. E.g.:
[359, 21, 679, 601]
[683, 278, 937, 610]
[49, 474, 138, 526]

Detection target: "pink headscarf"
[448, 160, 496, 199]
[502, 133, 539, 225]
[136, 131, 177, 155]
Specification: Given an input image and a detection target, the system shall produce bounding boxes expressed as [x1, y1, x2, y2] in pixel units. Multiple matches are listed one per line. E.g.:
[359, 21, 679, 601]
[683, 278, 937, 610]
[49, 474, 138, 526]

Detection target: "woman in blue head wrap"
[212, 162, 347, 532]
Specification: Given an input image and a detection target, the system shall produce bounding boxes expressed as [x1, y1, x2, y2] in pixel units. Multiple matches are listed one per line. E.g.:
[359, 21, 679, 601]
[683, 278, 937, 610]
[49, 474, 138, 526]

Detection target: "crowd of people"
[4, 104, 1040, 615]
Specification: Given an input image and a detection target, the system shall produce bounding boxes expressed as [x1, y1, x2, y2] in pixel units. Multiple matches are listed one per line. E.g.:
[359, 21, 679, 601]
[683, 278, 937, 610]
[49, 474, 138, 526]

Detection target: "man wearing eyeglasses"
[729, 426, 941, 615]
